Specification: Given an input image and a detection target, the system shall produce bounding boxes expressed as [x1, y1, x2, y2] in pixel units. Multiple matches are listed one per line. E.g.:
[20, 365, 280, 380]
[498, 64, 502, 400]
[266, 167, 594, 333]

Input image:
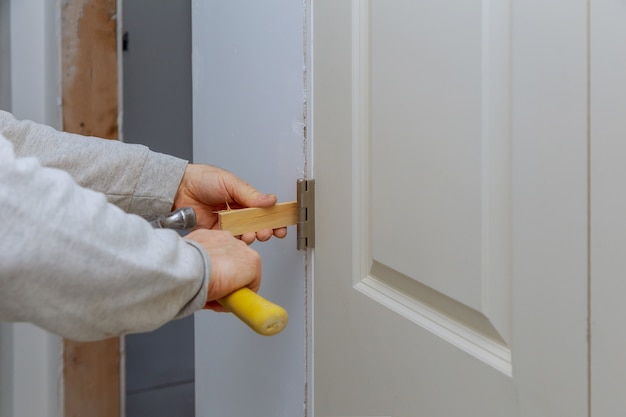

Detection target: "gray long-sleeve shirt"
[0, 111, 210, 341]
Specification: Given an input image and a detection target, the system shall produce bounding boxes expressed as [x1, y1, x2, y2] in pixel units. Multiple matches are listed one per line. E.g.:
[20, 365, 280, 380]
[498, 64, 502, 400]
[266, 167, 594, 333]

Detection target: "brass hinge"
[297, 179, 315, 250]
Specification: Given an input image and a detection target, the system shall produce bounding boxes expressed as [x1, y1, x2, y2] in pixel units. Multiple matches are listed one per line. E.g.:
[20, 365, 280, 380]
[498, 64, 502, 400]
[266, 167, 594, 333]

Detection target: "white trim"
[4, 1, 63, 416]
[117, 3, 126, 416]
[355, 277, 512, 376]
[10, 0, 61, 127]
[351, 0, 370, 290]
[9, 325, 61, 417]
[0, 0, 11, 111]
[117, 0, 124, 143]
[305, 0, 314, 415]
[0, 323, 13, 417]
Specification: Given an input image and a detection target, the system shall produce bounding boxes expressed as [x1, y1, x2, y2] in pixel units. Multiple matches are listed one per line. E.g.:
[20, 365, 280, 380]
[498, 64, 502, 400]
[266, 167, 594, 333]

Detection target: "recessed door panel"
[353, 0, 512, 366]
[314, 0, 589, 415]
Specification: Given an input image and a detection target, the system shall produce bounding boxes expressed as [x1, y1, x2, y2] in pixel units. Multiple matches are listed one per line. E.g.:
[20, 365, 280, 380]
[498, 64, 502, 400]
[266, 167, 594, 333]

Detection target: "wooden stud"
[61, 1, 120, 417]
[62, 0, 118, 139]
[218, 201, 299, 236]
[63, 339, 120, 417]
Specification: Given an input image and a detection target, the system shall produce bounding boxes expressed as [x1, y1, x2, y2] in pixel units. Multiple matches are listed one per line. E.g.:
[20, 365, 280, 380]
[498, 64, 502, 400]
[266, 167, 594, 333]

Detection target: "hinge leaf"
[297, 179, 315, 250]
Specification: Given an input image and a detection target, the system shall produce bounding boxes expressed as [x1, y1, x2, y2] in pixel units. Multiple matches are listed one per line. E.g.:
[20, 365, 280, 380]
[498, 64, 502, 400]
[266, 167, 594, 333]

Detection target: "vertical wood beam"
[62, 0, 118, 139]
[61, 1, 120, 416]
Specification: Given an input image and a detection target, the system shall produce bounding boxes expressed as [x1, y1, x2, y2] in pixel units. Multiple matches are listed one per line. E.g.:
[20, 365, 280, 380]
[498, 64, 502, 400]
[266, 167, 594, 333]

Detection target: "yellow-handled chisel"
[151, 206, 293, 336]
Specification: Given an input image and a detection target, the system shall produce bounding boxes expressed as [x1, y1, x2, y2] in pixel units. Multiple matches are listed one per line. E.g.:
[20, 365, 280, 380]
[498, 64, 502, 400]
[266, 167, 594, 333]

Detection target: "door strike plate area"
[215, 178, 315, 250]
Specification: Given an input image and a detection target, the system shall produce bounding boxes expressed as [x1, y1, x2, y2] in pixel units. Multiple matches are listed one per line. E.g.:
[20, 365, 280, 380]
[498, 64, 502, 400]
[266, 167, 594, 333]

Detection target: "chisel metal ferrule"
[150, 207, 197, 230]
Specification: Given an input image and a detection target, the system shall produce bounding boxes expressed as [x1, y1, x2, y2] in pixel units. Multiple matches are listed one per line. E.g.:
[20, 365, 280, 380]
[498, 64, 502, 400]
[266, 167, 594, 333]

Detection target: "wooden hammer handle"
[217, 202, 298, 336]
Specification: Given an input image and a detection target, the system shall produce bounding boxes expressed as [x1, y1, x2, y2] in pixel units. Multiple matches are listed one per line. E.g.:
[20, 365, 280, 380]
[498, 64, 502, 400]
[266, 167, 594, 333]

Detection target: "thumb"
[228, 176, 277, 208]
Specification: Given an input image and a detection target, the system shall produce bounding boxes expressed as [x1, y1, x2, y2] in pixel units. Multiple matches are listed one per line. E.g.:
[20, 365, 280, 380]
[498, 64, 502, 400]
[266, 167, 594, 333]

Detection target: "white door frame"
[0, 1, 62, 417]
[590, 0, 626, 415]
[191, 1, 311, 415]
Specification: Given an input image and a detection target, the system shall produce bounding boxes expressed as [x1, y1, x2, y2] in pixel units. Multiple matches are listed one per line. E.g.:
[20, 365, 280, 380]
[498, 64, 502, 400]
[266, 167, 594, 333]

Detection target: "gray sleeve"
[0, 110, 187, 219]
[0, 133, 209, 341]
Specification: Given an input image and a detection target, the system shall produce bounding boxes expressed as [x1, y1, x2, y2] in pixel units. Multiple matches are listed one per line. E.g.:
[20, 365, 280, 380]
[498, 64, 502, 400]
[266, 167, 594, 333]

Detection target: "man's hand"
[186, 229, 261, 311]
[173, 164, 287, 244]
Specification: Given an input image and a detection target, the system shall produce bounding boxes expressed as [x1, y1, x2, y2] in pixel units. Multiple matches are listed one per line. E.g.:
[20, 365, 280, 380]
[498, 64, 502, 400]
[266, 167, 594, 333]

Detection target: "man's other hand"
[173, 164, 288, 244]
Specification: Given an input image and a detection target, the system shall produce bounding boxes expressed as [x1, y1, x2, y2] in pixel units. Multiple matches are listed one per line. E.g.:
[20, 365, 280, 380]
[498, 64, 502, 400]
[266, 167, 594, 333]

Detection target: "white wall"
[590, 1, 626, 414]
[0, 5, 12, 416]
[0, 1, 62, 417]
[0, 0, 10, 110]
[0, 324, 12, 417]
[9, 0, 60, 126]
[192, 1, 308, 416]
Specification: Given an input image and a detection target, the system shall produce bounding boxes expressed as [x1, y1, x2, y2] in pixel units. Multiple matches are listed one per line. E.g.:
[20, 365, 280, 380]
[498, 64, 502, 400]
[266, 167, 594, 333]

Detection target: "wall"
[0, 3, 12, 417]
[9, 0, 60, 126]
[121, 1, 195, 416]
[1, 2, 61, 417]
[192, 1, 308, 416]
[122, 0, 192, 157]
[0, 0, 10, 110]
[0, 324, 12, 417]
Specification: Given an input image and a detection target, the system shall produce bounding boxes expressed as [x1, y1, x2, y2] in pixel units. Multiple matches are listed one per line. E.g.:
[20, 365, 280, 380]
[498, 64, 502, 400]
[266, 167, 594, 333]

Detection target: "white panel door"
[312, 0, 589, 416]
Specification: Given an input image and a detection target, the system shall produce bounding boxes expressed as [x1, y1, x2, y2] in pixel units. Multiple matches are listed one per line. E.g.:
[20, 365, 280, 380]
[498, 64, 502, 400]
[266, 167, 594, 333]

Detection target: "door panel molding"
[350, 0, 512, 372]
[314, 0, 589, 414]
[355, 275, 512, 375]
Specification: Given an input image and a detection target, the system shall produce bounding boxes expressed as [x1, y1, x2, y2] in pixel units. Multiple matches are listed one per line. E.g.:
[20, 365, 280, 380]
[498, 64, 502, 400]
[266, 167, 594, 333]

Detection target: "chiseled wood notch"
[218, 201, 299, 236]
[62, 1, 120, 417]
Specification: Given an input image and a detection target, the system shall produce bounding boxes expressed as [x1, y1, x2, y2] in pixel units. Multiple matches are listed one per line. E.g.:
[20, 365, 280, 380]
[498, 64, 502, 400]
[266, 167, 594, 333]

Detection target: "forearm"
[0, 110, 187, 218]
[0, 135, 208, 341]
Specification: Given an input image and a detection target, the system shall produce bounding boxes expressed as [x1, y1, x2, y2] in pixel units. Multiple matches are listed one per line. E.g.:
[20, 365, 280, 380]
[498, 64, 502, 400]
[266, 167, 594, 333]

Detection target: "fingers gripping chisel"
[151, 207, 289, 336]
